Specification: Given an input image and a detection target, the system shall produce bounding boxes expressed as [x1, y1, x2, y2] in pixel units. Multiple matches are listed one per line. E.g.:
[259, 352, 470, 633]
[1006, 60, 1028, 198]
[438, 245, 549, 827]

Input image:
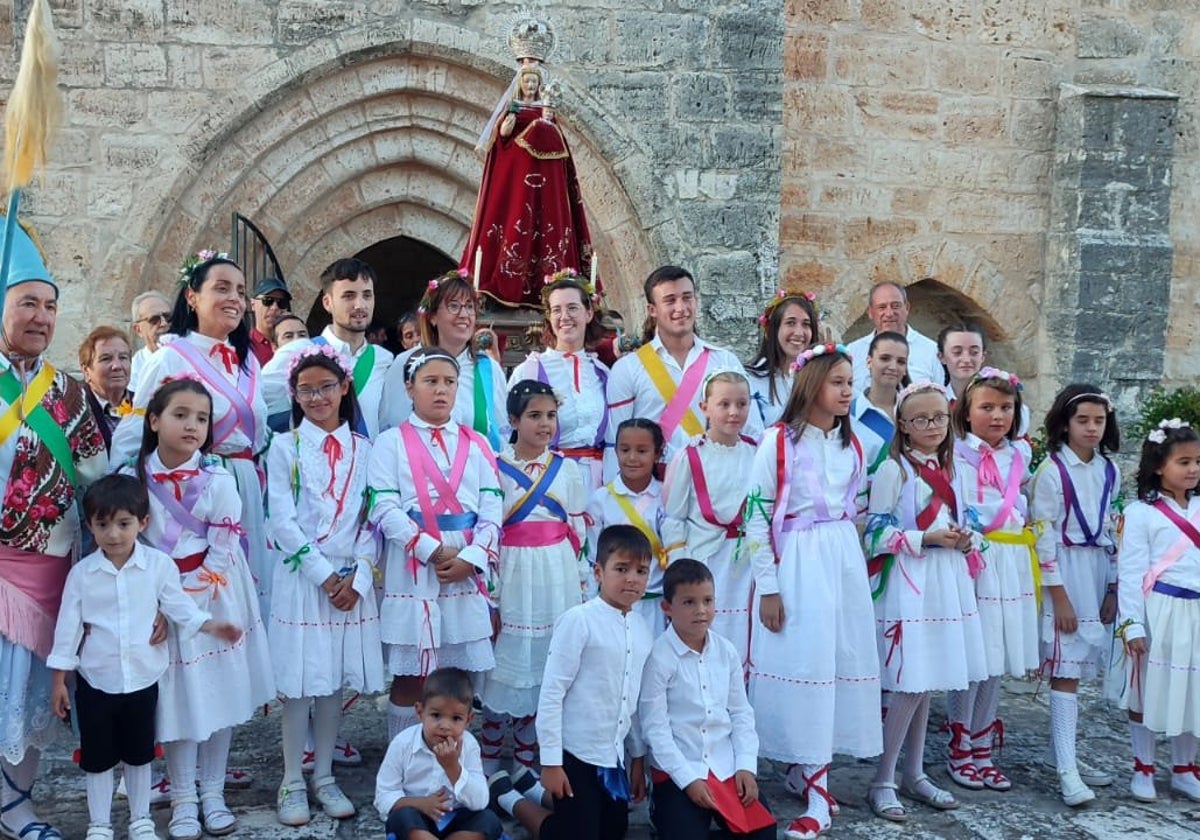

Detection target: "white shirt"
[846, 325, 942, 393]
[47, 543, 210, 694]
[538, 596, 651, 768]
[1030, 447, 1120, 587]
[509, 349, 610, 449]
[1118, 497, 1200, 642]
[746, 424, 864, 596]
[586, 476, 664, 598]
[380, 346, 509, 442]
[954, 433, 1032, 534]
[112, 332, 268, 464]
[662, 437, 755, 564]
[746, 366, 791, 429]
[129, 346, 154, 396]
[638, 625, 758, 789]
[374, 724, 489, 817]
[265, 420, 376, 595]
[605, 335, 761, 479]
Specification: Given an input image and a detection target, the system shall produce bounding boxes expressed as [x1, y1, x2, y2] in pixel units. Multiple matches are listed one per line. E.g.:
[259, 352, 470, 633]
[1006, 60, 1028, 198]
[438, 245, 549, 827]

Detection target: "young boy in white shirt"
[639, 559, 775, 840]
[47, 475, 241, 840]
[488, 524, 653, 840]
[374, 666, 502, 840]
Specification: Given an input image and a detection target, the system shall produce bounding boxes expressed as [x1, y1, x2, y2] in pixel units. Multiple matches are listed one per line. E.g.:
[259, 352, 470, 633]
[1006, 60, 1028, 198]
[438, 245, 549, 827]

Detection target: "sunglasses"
[137, 312, 170, 326]
[258, 296, 290, 309]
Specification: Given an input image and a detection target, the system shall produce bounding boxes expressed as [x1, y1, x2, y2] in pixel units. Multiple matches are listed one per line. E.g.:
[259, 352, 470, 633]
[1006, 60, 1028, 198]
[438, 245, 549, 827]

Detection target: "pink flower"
[49, 402, 67, 424]
[456, 268, 469, 278]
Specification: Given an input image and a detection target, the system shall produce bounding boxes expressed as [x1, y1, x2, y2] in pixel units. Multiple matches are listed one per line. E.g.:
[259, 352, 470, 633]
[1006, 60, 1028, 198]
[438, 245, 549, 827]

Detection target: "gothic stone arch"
[130, 20, 660, 326]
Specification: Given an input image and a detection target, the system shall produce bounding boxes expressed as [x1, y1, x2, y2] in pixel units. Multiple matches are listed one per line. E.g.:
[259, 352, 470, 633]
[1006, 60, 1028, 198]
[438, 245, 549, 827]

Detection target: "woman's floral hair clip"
[758, 289, 818, 328]
[404, 347, 460, 382]
[418, 270, 472, 315]
[790, 342, 849, 373]
[543, 268, 600, 307]
[895, 379, 953, 407]
[178, 249, 229, 285]
[285, 344, 354, 395]
[974, 366, 1022, 391]
[1148, 417, 1190, 445]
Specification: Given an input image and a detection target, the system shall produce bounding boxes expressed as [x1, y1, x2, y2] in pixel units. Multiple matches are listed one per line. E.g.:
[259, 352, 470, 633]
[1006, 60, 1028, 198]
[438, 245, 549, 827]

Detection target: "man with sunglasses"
[128, 290, 172, 395]
[250, 277, 292, 366]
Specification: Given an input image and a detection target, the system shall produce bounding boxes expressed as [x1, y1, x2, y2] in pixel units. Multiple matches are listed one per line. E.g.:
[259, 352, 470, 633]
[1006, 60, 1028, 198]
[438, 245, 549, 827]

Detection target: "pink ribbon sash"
[657, 348, 710, 441]
[168, 339, 259, 450]
[502, 521, 581, 555]
[1143, 499, 1200, 594]
[0, 546, 70, 660]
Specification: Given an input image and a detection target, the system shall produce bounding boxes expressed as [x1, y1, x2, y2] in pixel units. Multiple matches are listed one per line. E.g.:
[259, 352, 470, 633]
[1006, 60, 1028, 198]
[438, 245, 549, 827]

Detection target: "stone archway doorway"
[303, 235, 455, 338]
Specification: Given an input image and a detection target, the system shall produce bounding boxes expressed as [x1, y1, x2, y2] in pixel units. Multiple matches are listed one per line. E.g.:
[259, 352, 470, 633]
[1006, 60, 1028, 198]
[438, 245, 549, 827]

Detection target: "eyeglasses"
[903, 413, 951, 430]
[295, 382, 341, 402]
[258, 296, 290, 309]
[137, 312, 170, 326]
[442, 301, 476, 316]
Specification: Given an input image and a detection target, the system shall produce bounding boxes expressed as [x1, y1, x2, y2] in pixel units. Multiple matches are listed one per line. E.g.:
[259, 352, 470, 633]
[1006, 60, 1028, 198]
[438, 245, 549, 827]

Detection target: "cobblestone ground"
[36, 680, 1200, 839]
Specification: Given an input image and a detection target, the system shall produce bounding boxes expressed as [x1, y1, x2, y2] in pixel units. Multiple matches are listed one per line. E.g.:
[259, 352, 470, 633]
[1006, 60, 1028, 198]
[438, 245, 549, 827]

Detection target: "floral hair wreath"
[1148, 417, 1190, 445]
[418, 269, 472, 315]
[895, 379, 954, 407]
[973, 366, 1022, 392]
[543, 268, 601, 308]
[758, 289, 818, 329]
[790, 343, 850, 373]
[285, 344, 354, 396]
[178, 249, 229, 286]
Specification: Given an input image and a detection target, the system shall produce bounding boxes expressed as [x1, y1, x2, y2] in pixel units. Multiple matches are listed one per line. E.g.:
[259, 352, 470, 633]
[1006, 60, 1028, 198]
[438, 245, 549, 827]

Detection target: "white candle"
[474, 246, 482, 292]
[590, 253, 598, 289]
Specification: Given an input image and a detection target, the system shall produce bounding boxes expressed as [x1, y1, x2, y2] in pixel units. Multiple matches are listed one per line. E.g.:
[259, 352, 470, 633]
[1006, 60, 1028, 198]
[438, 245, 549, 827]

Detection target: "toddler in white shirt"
[48, 475, 240, 840]
[374, 667, 502, 840]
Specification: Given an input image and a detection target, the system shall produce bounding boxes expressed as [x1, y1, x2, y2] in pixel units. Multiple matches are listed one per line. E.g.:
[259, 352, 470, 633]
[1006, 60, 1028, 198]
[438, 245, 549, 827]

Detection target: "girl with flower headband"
[746, 290, 820, 427]
[480, 379, 586, 777]
[265, 347, 383, 827]
[1029, 384, 1122, 806]
[943, 367, 1035, 795]
[120, 377, 274, 839]
[508, 272, 611, 489]
[380, 271, 509, 448]
[368, 347, 502, 745]
[112, 255, 273, 619]
[863, 381, 986, 821]
[1114, 419, 1200, 804]
[744, 344, 880, 840]
[661, 369, 757, 670]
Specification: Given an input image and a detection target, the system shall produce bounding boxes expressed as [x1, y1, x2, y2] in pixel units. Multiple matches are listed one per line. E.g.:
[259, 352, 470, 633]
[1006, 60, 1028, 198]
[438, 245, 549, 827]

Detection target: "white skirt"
[708, 536, 754, 671]
[221, 455, 272, 618]
[1142, 589, 1200, 736]
[1041, 545, 1111, 680]
[157, 552, 275, 743]
[483, 542, 582, 717]
[874, 546, 988, 693]
[269, 556, 384, 699]
[975, 535, 1040, 677]
[749, 520, 882, 764]
[0, 640, 60, 764]
[380, 533, 494, 677]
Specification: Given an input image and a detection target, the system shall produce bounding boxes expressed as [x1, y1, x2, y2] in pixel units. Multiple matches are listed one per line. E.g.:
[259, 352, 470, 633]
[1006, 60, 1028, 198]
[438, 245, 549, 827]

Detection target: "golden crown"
[508, 12, 556, 62]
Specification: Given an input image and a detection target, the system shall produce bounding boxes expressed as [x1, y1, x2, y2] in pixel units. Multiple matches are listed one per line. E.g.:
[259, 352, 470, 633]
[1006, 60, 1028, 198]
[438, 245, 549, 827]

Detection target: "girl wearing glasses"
[863, 381, 985, 821]
[265, 345, 384, 827]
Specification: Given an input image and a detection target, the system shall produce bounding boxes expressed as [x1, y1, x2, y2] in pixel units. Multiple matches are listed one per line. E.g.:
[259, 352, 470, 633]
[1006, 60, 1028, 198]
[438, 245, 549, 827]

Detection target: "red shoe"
[947, 721, 984, 790]
[784, 815, 830, 839]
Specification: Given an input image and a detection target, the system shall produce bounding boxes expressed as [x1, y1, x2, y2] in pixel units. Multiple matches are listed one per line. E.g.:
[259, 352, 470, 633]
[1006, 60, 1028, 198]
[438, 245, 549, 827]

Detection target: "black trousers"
[650, 777, 776, 840]
[540, 752, 629, 840]
[384, 805, 503, 839]
[75, 676, 157, 773]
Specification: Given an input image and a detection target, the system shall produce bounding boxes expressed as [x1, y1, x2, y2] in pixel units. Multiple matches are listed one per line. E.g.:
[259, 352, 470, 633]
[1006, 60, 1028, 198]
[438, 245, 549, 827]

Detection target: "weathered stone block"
[104, 43, 168, 87]
[712, 11, 782, 70]
[707, 125, 776, 168]
[277, 0, 372, 45]
[613, 12, 708, 69]
[1078, 15, 1145, 59]
[671, 73, 731, 121]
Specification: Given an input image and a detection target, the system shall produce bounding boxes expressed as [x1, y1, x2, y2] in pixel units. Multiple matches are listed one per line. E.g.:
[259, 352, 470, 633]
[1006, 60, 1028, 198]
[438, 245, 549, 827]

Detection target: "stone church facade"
[2, 0, 1195, 415]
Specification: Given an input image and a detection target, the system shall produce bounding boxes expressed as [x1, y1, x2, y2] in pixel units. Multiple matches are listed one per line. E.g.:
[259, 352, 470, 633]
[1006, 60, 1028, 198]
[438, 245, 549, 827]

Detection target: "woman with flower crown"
[746, 291, 820, 428]
[112, 254, 273, 616]
[380, 270, 509, 448]
[462, 64, 595, 308]
[508, 272, 610, 488]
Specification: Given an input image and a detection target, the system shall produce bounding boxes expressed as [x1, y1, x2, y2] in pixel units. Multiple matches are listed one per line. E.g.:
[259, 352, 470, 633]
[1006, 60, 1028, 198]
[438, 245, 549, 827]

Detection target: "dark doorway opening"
[304, 236, 456, 347]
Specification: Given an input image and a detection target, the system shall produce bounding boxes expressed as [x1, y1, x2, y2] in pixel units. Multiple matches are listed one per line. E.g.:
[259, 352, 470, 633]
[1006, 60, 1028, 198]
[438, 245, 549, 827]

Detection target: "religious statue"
[461, 12, 597, 310]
